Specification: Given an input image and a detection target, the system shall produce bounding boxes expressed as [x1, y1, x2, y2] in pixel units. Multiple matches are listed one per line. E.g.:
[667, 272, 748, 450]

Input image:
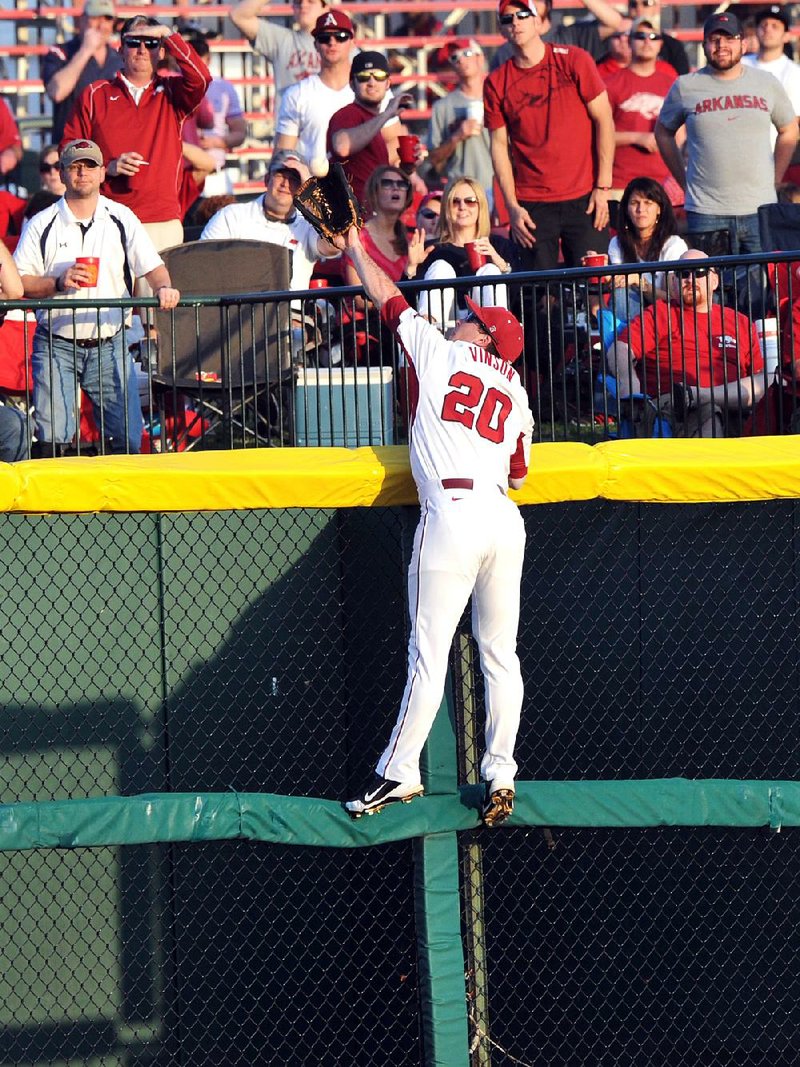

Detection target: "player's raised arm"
[334, 226, 401, 311]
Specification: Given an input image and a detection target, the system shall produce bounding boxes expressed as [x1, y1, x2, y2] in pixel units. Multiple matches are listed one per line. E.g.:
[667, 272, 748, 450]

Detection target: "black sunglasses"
[631, 30, 663, 40]
[499, 9, 533, 24]
[39, 162, 59, 174]
[316, 31, 352, 44]
[123, 36, 161, 49]
[681, 267, 716, 279]
[419, 208, 439, 220]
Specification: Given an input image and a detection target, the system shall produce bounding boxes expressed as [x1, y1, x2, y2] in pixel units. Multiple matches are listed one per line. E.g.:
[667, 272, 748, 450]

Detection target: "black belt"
[442, 478, 473, 490]
[57, 335, 115, 349]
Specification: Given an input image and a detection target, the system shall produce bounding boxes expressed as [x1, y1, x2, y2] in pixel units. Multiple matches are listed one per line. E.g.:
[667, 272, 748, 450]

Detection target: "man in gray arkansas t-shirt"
[655, 11, 798, 254]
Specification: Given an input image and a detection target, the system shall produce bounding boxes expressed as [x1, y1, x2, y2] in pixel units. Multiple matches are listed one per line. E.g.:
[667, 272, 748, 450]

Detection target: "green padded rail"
[0, 778, 794, 852]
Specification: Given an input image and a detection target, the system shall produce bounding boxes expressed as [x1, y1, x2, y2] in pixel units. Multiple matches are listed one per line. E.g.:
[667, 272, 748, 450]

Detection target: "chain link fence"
[1, 485, 799, 1063]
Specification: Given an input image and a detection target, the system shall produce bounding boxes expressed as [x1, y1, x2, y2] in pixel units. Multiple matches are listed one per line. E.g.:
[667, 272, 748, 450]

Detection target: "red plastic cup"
[75, 256, 99, 287]
[310, 278, 329, 289]
[465, 242, 488, 271]
[581, 253, 609, 284]
[397, 135, 419, 165]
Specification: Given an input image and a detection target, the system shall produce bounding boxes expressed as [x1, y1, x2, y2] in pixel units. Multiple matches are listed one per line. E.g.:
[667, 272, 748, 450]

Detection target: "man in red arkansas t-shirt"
[609, 250, 765, 436]
[485, 0, 615, 269]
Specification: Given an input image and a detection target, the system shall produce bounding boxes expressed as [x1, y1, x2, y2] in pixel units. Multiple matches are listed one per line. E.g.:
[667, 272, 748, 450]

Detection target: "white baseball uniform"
[375, 295, 534, 790]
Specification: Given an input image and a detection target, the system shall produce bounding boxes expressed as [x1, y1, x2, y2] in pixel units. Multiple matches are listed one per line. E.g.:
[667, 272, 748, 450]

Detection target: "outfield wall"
[1, 441, 799, 1066]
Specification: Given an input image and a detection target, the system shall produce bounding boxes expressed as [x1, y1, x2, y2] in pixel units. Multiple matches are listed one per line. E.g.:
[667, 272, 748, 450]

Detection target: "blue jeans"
[685, 211, 766, 316]
[0, 403, 28, 462]
[32, 329, 143, 453]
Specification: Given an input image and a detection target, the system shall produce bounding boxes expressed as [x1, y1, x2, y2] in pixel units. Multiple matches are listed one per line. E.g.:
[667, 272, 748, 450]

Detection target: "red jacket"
[62, 34, 211, 223]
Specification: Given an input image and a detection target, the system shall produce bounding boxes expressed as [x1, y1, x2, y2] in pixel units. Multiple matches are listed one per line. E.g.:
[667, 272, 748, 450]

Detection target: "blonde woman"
[418, 176, 515, 329]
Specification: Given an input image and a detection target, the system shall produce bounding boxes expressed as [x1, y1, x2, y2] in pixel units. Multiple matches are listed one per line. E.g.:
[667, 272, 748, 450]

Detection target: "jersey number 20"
[441, 371, 512, 444]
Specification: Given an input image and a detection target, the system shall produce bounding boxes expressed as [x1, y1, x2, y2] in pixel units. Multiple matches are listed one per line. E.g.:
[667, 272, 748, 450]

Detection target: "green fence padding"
[0, 779, 795, 852]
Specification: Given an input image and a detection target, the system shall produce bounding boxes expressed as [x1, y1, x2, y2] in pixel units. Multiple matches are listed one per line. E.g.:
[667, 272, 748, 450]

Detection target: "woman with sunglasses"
[342, 165, 426, 362]
[418, 176, 515, 329]
[605, 175, 686, 320]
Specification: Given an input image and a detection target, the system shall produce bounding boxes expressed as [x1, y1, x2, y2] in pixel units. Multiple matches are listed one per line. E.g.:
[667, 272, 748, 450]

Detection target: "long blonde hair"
[438, 176, 491, 245]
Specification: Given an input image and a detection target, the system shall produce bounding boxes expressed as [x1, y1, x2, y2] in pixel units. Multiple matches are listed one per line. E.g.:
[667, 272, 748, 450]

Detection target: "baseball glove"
[293, 163, 363, 241]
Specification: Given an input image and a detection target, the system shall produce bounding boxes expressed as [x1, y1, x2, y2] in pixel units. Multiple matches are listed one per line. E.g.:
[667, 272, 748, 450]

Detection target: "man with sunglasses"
[231, 0, 328, 115]
[44, 0, 123, 144]
[655, 11, 797, 298]
[605, 18, 679, 198]
[334, 222, 533, 827]
[327, 51, 411, 205]
[607, 250, 764, 436]
[427, 40, 493, 195]
[62, 16, 211, 252]
[14, 139, 180, 457]
[625, 0, 688, 75]
[199, 149, 339, 290]
[486, 0, 615, 270]
[275, 10, 359, 173]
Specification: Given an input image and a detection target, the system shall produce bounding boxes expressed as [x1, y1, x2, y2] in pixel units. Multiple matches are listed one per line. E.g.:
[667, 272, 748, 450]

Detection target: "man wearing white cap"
[43, 0, 123, 143]
[427, 39, 493, 194]
[14, 139, 180, 457]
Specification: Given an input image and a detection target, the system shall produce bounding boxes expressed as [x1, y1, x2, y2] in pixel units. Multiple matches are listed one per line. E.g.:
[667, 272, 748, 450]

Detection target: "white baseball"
[310, 156, 330, 177]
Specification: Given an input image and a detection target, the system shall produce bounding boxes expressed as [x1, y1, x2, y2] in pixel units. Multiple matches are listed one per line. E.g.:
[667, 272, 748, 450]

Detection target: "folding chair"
[152, 239, 292, 449]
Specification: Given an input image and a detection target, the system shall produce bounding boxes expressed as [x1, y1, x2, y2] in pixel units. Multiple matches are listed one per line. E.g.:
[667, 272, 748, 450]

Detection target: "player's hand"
[587, 189, 610, 232]
[509, 204, 536, 248]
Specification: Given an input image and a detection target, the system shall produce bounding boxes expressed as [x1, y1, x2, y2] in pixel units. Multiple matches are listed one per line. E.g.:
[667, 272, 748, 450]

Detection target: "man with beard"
[327, 51, 410, 205]
[606, 250, 764, 436]
[655, 11, 797, 258]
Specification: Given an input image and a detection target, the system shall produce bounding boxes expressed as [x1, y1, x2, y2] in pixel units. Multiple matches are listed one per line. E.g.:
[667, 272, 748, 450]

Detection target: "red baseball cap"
[313, 9, 354, 36]
[465, 296, 524, 364]
[498, 0, 537, 14]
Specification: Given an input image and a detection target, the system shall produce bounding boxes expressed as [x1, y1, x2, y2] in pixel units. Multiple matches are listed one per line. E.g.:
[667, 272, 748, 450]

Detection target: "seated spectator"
[37, 145, 66, 198]
[605, 176, 687, 320]
[417, 176, 515, 329]
[607, 250, 765, 436]
[343, 166, 426, 287]
[199, 149, 340, 290]
[415, 190, 442, 241]
[341, 165, 426, 364]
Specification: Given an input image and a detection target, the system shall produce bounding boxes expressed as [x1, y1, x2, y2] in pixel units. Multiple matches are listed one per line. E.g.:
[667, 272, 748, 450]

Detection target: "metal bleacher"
[0, 0, 706, 195]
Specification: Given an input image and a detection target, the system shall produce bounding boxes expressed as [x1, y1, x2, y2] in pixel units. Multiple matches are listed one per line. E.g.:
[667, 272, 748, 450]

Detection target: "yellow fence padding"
[0, 438, 799, 513]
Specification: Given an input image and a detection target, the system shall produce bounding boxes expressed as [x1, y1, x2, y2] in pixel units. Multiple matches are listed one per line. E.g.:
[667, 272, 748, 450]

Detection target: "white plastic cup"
[466, 100, 484, 123]
[757, 317, 779, 378]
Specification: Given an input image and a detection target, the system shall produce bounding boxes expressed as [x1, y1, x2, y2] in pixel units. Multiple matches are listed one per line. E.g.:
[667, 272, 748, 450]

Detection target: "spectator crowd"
[0, 0, 799, 455]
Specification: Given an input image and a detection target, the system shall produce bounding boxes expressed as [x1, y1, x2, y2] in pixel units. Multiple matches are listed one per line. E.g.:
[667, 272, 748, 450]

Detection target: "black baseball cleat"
[344, 774, 424, 818]
[482, 784, 515, 828]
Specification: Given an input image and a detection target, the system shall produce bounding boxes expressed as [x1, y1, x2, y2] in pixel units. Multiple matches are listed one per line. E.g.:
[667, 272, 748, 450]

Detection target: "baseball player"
[337, 224, 534, 827]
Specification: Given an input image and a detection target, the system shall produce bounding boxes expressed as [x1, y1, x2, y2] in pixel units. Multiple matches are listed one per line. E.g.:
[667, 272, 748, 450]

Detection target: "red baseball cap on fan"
[465, 296, 524, 364]
[498, 0, 537, 14]
[313, 9, 354, 36]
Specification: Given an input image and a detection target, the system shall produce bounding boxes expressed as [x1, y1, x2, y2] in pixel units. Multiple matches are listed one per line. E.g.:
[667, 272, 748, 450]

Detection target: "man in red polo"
[326, 51, 410, 206]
